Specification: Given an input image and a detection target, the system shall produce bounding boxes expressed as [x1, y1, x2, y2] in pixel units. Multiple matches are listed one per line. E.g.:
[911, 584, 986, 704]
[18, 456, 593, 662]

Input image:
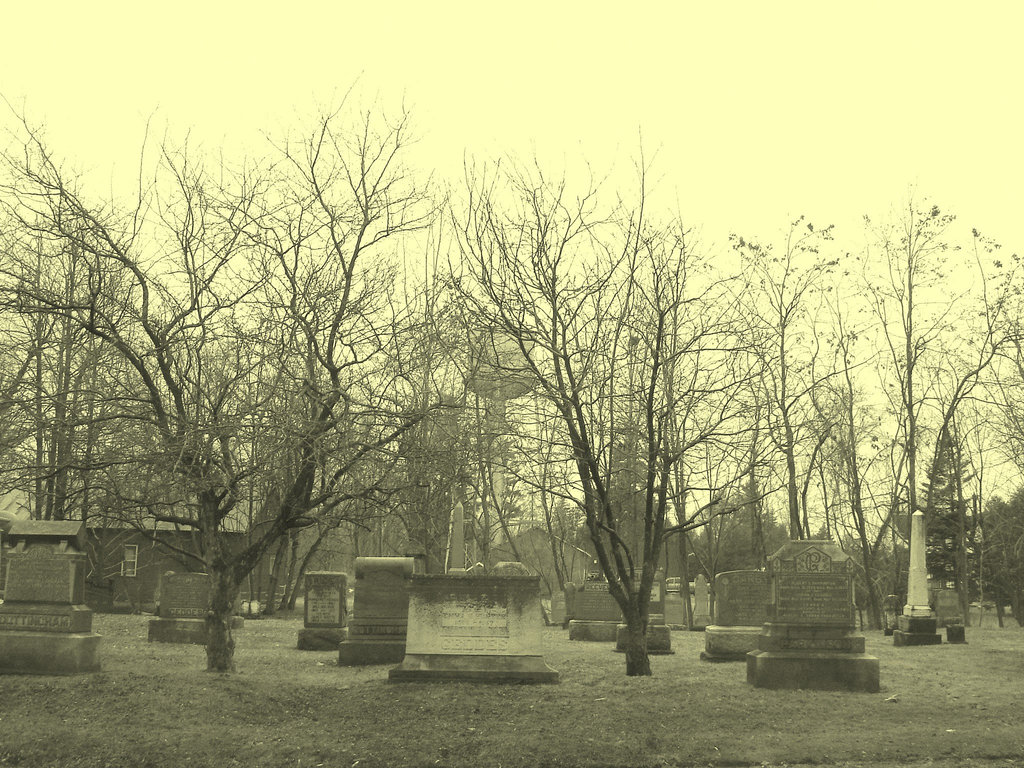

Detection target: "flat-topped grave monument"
[338, 556, 418, 665]
[747, 539, 879, 692]
[568, 572, 622, 641]
[297, 571, 347, 650]
[0, 520, 101, 674]
[148, 571, 243, 645]
[389, 562, 559, 683]
[701, 570, 768, 661]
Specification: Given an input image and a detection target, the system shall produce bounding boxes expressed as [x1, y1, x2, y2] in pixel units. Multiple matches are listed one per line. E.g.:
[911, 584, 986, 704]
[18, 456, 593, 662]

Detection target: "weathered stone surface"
[713, 571, 768, 626]
[892, 614, 942, 646]
[0, 520, 100, 675]
[297, 627, 346, 651]
[148, 616, 243, 645]
[615, 623, 673, 654]
[389, 574, 558, 683]
[158, 572, 211, 619]
[934, 589, 962, 627]
[946, 624, 967, 644]
[746, 539, 879, 692]
[575, 577, 622, 622]
[664, 593, 686, 628]
[548, 593, 566, 626]
[568, 619, 619, 642]
[701, 625, 762, 661]
[303, 572, 347, 629]
[691, 574, 710, 630]
[338, 557, 416, 666]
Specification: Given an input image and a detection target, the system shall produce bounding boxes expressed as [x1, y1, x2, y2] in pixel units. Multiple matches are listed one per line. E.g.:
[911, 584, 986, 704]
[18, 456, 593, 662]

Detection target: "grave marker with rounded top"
[701, 570, 768, 662]
[0, 519, 100, 674]
[338, 556, 418, 665]
[690, 573, 711, 630]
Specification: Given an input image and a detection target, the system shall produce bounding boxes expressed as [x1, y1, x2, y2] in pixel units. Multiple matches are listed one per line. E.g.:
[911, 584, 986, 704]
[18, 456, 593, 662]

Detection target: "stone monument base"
[0, 631, 101, 674]
[946, 625, 966, 644]
[297, 627, 346, 651]
[338, 638, 406, 665]
[892, 615, 941, 646]
[614, 623, 673, 654]
[701, 625, 762, 661]
[688, 620, 708, 632]
[389, 653, 559, 683]
[746, 649, 880, 692]
[568, 620, 618, 642]
[148, 616, 243, 645]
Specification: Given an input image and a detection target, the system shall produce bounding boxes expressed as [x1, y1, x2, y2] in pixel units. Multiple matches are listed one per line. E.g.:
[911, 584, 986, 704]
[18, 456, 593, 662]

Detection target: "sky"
[1, 2, 1022, 257]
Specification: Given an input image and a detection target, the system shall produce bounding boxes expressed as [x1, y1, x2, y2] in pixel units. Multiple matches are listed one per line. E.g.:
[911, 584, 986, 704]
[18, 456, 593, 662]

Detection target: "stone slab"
[746, 649, 879, 692]
[304, 571, 347, 628]
[337, 638, 406, 665]
[0, 630, 101, 674]
[158, 572, 211, 619]
[297, 627, 346, 651]
[946, 625, 967, 644]
[388, 653, 558, 683]
[148, 616, 243, 645]
[701, 625, 762, 661]
[568, 619, 618, 642]
[3, 550, 87, 604]
[713, 570, 768, 626]
[0, 603, 93, 633]
[893, 629, 943, 646]
[615, 623, 673, 654]
[664, 593, 686, 626]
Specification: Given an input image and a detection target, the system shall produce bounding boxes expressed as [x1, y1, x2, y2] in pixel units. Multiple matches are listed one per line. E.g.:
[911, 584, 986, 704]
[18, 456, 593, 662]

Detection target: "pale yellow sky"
[1, 1, 1021, 253]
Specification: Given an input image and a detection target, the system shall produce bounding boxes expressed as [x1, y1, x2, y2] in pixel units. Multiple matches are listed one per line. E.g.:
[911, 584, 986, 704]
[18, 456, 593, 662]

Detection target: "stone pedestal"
[568, 619, 618, 641]
[0, 520, 100, 674]
[389, 570, 558, 683]
[946, 624, 967, 644]
[614, 622, 673, 654]
[747, 540, 879, 693]
[297, 571, 347, 651]
[568, 575, 622, 642]
[338, 557, 416, 665]
[702, 570, 768, 662]
[892, 615, 942, 646]
[147, 572, 244, 645]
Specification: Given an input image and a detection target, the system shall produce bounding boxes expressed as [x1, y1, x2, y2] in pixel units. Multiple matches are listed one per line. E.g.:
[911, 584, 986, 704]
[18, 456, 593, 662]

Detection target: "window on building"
[121, 544, 138, 577]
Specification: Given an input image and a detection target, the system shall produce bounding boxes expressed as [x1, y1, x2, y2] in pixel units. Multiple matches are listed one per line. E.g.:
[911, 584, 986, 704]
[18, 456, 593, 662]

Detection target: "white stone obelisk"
[448, 501, 466, 573]
[903, 511, 932, 617]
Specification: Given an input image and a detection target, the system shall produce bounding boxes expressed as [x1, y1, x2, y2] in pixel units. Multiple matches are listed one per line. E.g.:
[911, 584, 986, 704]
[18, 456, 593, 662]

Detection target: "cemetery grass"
[0, 615, 1022, 768]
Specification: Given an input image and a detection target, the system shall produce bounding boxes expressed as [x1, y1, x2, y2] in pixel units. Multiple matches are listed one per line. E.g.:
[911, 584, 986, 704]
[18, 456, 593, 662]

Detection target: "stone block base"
[701, 625, 761, 661]
[946, 625, 967, 644]
[568, 620, 618, 642]
[337, 639, 406, 665]
[893, 615, 941, 646]
[389, 653, 558, 683]
[746, 650, 879, 692]
[615, 623, 673, 654]
[148, 617, 243, 645]
[0, 631, 101, 674]
[689, 620, 708, 632]
[297, 627, 346, 651]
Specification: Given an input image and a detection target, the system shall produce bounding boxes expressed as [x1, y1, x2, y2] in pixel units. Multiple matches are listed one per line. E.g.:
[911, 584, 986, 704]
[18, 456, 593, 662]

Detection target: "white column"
[903, 511, 932, 617]
[449, 501, 466, 573]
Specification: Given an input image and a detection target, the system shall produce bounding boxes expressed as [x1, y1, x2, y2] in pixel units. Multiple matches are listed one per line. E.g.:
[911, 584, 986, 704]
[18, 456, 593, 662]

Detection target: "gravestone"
[615, 572, 672, 654]
[568, 572, 622, 641]
[338, 556, 417, 665]
[882, 594, 900, 636]
[549, 592, 566, 626]
[389, 563, 558, 683]
[297, 571, 347, 651]
[690, 574, 711, 630]
[663, 576, 685, 628]
[563, 583, 578, 627]
[893, 511, 942, 646]
[702, 570, 768, 662]
[0, 520, 100, 674]
[946, 623, 966, 643]
[747, 539, 879, 692]
[148, 572, 243, 645]
[933, 589, 962, 628]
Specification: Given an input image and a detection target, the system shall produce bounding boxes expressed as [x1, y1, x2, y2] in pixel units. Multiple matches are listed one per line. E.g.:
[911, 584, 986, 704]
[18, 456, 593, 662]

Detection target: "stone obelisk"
[448, 501, 466, 573]
[893, 511, 941, 646]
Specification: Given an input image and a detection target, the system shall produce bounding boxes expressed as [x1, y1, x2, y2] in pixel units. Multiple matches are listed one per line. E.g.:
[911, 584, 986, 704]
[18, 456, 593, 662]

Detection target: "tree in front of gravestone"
[452, 157, 756, 675]
[0, 100, 435, 672]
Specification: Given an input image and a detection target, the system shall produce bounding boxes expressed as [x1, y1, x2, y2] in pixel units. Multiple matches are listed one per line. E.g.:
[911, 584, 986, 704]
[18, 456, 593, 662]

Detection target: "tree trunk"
[205, 564, 239, 673]
[621, 602, 651, 676]
[280, 530, 301, 611]
[288, 527, 328, 610]
[262, 535, 289, 616]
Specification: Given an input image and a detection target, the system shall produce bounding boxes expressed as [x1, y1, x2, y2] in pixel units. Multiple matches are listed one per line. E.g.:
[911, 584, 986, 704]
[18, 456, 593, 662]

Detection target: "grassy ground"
[0, 614, 1022, 768]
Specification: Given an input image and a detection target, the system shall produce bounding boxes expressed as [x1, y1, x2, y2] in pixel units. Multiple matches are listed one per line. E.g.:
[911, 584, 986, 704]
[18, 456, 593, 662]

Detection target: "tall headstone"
[0, 520, 100, 674]
[933, 588, 961, 628]
[148, 571, 243, 645]
[568, 572, 622, 641]
[548, 592, 566, 626]
[338, 557, 416, 665]
[389, 562, 558, 683]
[882, 594, 900, 636]
[702, 570, 768, 661]
[747, 539, 879, 692]
[664, 578, 686, 628]
[297, 571, 347, 650]
[893, 511, 941, 646]
[690, 574, 711, 630]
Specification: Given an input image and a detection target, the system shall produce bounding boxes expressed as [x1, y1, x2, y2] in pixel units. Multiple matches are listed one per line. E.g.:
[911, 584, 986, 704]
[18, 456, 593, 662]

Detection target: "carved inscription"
[4, 556, 75, 603]
[775, 573, 852, 625]
[305, 575, 344, 627]
[161, 574, 210, 618]
[350, 623, 406, 636]
[440, 606, 509, 652]
[715, 571, 768, 626]
[0, 612, 72, 631]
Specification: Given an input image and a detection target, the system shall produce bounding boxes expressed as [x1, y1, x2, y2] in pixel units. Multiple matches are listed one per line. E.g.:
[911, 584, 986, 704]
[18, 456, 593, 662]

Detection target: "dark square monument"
[297, 571, 347, 650]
